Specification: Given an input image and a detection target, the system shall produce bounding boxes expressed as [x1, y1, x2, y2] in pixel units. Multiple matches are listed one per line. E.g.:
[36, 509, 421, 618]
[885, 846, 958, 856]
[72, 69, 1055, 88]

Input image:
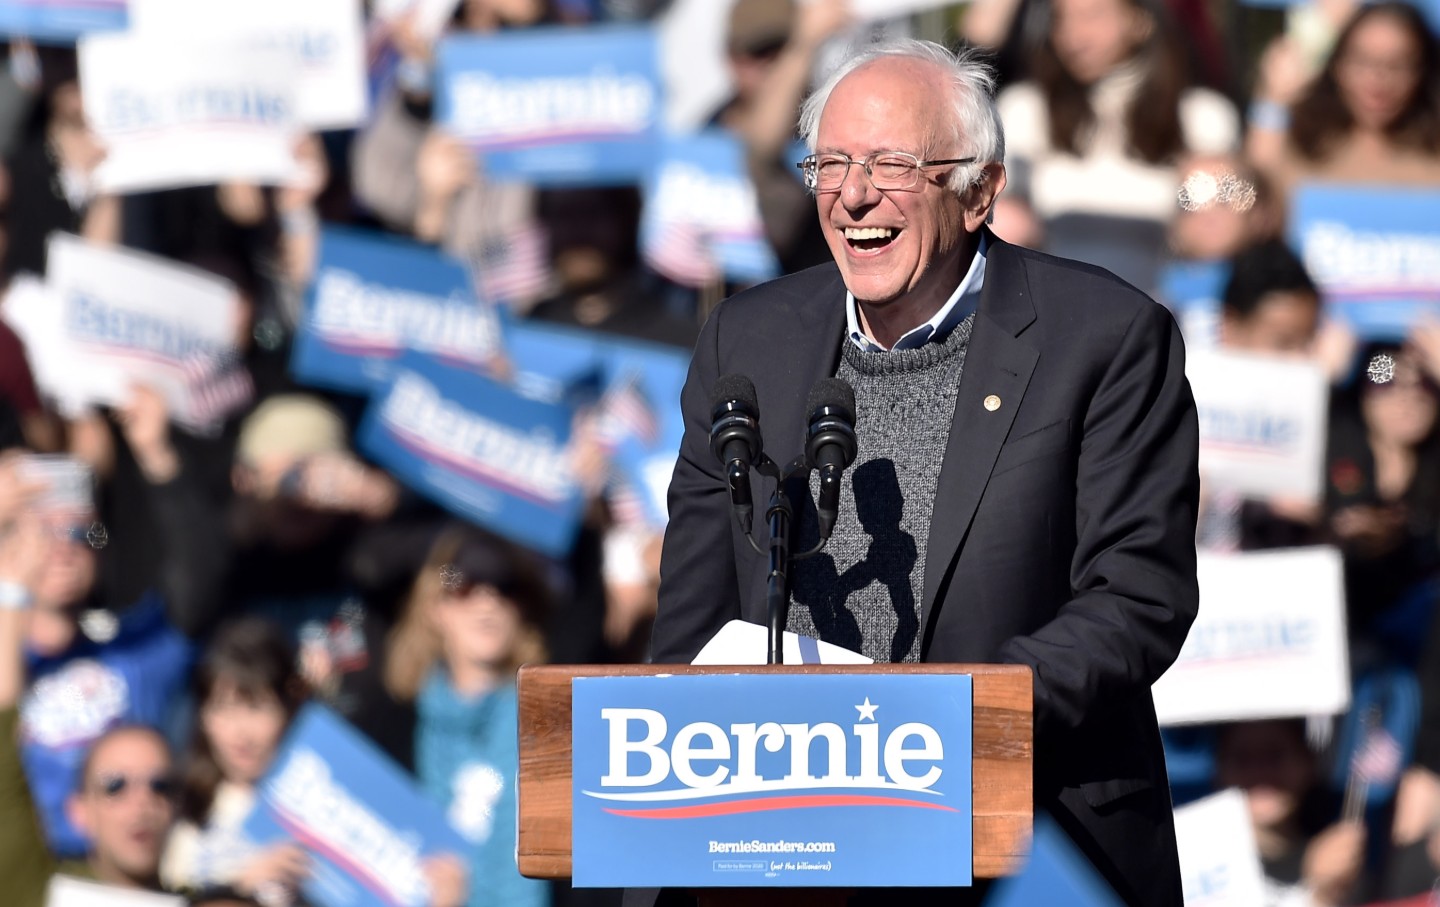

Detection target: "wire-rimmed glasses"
[797, 151, 976, 192]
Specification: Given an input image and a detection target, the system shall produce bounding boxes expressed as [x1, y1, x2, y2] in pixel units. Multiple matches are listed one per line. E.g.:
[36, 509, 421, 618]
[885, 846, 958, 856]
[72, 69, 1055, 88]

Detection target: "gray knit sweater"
[788, 314, 974, 662]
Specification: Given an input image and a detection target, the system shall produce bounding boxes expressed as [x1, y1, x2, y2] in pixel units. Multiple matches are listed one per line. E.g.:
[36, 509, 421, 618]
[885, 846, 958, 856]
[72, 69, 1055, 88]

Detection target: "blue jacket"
[415, 672, 548, 907]
[21, 594, 192, 856]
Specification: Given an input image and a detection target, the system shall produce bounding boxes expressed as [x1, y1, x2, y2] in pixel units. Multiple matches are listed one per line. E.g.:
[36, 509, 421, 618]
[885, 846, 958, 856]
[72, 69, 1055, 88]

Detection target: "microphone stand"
[765, 484, 792, 667]
[745, 455, 832, 666]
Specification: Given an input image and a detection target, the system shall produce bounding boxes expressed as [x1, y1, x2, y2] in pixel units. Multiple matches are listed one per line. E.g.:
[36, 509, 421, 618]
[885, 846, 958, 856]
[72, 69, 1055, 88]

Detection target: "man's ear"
[963, 163, 1008, 233]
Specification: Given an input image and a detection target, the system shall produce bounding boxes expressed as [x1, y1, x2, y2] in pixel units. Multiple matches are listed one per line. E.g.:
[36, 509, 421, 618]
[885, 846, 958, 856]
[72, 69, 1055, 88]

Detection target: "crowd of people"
[0, 0, 1436, 904]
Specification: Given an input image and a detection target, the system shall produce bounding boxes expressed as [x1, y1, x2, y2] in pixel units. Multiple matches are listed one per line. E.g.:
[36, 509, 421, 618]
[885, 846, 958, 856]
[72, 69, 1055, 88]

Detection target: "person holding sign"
[652, 39, 1199, 907]
[162, 619, 310, 902]
[0, 507, 181, 907]
[352, 0, 551, 313]
[1213, 719, 1368, 906]
[1194, 239, 1328, 552]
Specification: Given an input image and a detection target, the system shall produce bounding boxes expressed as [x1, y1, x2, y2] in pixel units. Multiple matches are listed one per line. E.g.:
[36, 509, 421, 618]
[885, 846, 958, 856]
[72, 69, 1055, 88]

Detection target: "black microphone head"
[711, 374, 759, 420]
[710, 374, 762, 466]
[806, 378, 856, 424]
[805, 378, 857, 470]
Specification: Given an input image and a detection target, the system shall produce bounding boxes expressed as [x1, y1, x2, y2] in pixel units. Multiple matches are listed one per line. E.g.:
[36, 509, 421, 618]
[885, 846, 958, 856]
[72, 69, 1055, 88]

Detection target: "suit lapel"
[921, 238, 1039, 626]
[764, 266, 849, 448]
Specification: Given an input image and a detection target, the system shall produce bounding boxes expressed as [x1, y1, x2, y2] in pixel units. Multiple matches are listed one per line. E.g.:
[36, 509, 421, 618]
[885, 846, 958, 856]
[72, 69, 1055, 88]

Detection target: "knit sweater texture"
[789, 314, 973, 662]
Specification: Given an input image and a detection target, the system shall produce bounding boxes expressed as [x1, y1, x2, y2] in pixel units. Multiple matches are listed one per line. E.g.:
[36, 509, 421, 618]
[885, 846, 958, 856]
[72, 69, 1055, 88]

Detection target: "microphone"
[709, 375, 763, 531]
[805, 378, 858, 540]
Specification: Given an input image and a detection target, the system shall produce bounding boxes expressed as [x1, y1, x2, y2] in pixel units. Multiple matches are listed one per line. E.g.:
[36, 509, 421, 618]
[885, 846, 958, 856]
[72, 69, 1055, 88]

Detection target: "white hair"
[797, 39, 1005, 192]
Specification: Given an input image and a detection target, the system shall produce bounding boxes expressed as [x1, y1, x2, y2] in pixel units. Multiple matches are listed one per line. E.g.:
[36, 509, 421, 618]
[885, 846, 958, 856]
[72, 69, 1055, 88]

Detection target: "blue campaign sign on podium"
[1289, 184, 1440, 340]
[358, 350, 584, 556]
[436, 24, 660, 185]
[571, 673, 973, 888]
[243, 704, 469, 907]
[291, 227, 505, 395]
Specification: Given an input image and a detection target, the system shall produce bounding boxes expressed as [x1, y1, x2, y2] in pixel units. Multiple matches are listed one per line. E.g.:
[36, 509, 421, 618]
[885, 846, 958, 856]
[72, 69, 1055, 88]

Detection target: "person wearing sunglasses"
[0, 443, 193, 863]
[0, 514, 179, 907]
[650, 38, 1198, 907]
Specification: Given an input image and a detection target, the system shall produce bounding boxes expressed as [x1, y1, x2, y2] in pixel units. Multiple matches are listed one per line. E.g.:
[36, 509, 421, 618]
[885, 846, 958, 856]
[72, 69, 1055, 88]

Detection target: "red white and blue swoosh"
[583, 780, 956, 820]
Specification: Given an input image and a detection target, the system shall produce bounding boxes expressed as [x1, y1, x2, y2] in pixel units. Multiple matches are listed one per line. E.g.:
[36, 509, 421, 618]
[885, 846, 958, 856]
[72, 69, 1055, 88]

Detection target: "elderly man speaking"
[649, 39, 1199, 906]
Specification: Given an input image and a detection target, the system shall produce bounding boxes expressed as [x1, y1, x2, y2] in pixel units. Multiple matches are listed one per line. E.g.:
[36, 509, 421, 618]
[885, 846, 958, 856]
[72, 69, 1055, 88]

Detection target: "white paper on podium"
[690, 619, 873, 666]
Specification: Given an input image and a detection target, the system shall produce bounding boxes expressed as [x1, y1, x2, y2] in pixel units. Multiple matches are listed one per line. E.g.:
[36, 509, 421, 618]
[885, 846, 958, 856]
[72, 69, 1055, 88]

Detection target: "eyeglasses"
[94, 773, 177, 800]
[797, 151, 976, 192]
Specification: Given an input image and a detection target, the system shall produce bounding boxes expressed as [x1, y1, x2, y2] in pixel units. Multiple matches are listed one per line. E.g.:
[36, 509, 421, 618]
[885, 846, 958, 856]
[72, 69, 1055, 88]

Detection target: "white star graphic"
[855, 697, 878, 722]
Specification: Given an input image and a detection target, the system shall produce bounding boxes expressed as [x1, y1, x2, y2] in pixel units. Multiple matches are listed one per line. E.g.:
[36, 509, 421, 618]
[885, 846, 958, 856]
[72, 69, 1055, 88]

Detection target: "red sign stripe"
[602, 793, 958, 819]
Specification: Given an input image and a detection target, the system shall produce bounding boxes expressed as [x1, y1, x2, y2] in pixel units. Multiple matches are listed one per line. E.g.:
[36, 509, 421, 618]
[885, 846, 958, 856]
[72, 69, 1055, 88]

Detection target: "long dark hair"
[1290, 2, 1440, 162]
[1030, 0, 1190, 163]
[179, 618, 306, 824]
[385, 523, 551, 703]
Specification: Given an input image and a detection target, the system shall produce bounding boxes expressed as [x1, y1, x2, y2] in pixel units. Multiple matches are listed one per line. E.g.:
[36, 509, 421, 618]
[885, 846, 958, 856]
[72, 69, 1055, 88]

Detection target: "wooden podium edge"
[516, 663, 1033, 880]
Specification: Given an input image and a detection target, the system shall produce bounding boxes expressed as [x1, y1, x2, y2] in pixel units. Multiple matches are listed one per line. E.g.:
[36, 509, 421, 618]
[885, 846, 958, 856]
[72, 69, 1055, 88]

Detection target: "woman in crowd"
[385, 523, 551, 907]
[162, 618, 310, 903]
[1249, 1, 1440, 195]
[994, 0, 1237, 292]
[1325, 342, 1440, 657]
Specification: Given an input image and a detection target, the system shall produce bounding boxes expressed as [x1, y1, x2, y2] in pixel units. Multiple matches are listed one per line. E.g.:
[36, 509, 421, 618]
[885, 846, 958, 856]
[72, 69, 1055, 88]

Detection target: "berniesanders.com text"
[708, 840, 836, 854]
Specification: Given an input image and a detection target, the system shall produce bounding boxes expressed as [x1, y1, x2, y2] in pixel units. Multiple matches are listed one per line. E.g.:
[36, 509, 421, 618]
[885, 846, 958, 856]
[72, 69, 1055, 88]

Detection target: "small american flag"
[181, 348, 254, 431]
[643, 219, 718, 289]
[595, 371, 658, 451]
[1351, 723, 1403, 785]
[471, 223, 551, 308]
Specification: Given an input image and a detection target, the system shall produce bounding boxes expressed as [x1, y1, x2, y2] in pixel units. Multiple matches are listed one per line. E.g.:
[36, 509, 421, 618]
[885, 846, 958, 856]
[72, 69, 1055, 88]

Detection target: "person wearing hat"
[224, 394, 418, 767]
[710, 0, 854, 282]
[384, 522, 553, 907]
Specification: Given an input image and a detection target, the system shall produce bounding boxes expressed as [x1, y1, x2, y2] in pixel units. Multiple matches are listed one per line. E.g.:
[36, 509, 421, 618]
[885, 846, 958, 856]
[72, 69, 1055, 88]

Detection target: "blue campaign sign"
[507, 320, 688, 528]
[641, 132, 780, 286]
[358, 349, 585, 556]
[291, 227, 505, 395]
[435, 24, 661, 186]
[571, 673, 973, 888]
[243, 703, 469, 907]
[506, 318, 611, 407]
[1289, 183, 1440, 340]
[0, 0, 126, 43]
[1159, 259, 1229, 349]
[985, 816, 1124, 907]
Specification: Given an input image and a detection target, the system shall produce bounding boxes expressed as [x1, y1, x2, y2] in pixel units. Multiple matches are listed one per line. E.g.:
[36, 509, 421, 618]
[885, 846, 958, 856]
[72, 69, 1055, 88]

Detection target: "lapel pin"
[984, 394, 1001, 412]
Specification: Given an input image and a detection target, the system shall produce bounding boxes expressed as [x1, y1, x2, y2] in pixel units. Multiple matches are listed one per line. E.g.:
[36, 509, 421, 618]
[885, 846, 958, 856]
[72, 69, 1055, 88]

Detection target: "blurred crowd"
[0, 0, 1436, 905]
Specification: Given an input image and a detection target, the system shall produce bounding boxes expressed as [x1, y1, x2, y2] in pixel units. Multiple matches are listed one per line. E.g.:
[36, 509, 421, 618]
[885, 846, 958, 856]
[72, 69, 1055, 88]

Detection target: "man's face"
[814, 58, 976, 312]
[68, 729, 176, 886]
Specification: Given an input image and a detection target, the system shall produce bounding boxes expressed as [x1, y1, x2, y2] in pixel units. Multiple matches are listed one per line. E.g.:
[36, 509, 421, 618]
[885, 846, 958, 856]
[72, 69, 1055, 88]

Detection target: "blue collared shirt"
[845, 233, 988, 352]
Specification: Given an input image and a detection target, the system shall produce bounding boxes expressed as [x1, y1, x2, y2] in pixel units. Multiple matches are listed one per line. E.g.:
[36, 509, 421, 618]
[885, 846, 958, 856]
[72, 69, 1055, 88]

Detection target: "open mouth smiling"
[844, 226, 900, 252]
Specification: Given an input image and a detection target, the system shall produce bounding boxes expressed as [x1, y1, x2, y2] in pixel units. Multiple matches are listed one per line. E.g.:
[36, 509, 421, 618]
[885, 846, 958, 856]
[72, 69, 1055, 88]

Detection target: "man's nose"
[839, 161, 881, 209]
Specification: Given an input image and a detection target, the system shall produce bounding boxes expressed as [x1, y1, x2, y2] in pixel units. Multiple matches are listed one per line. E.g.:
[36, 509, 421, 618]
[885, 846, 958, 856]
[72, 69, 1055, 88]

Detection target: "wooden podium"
[516, 662, 1033, 902]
